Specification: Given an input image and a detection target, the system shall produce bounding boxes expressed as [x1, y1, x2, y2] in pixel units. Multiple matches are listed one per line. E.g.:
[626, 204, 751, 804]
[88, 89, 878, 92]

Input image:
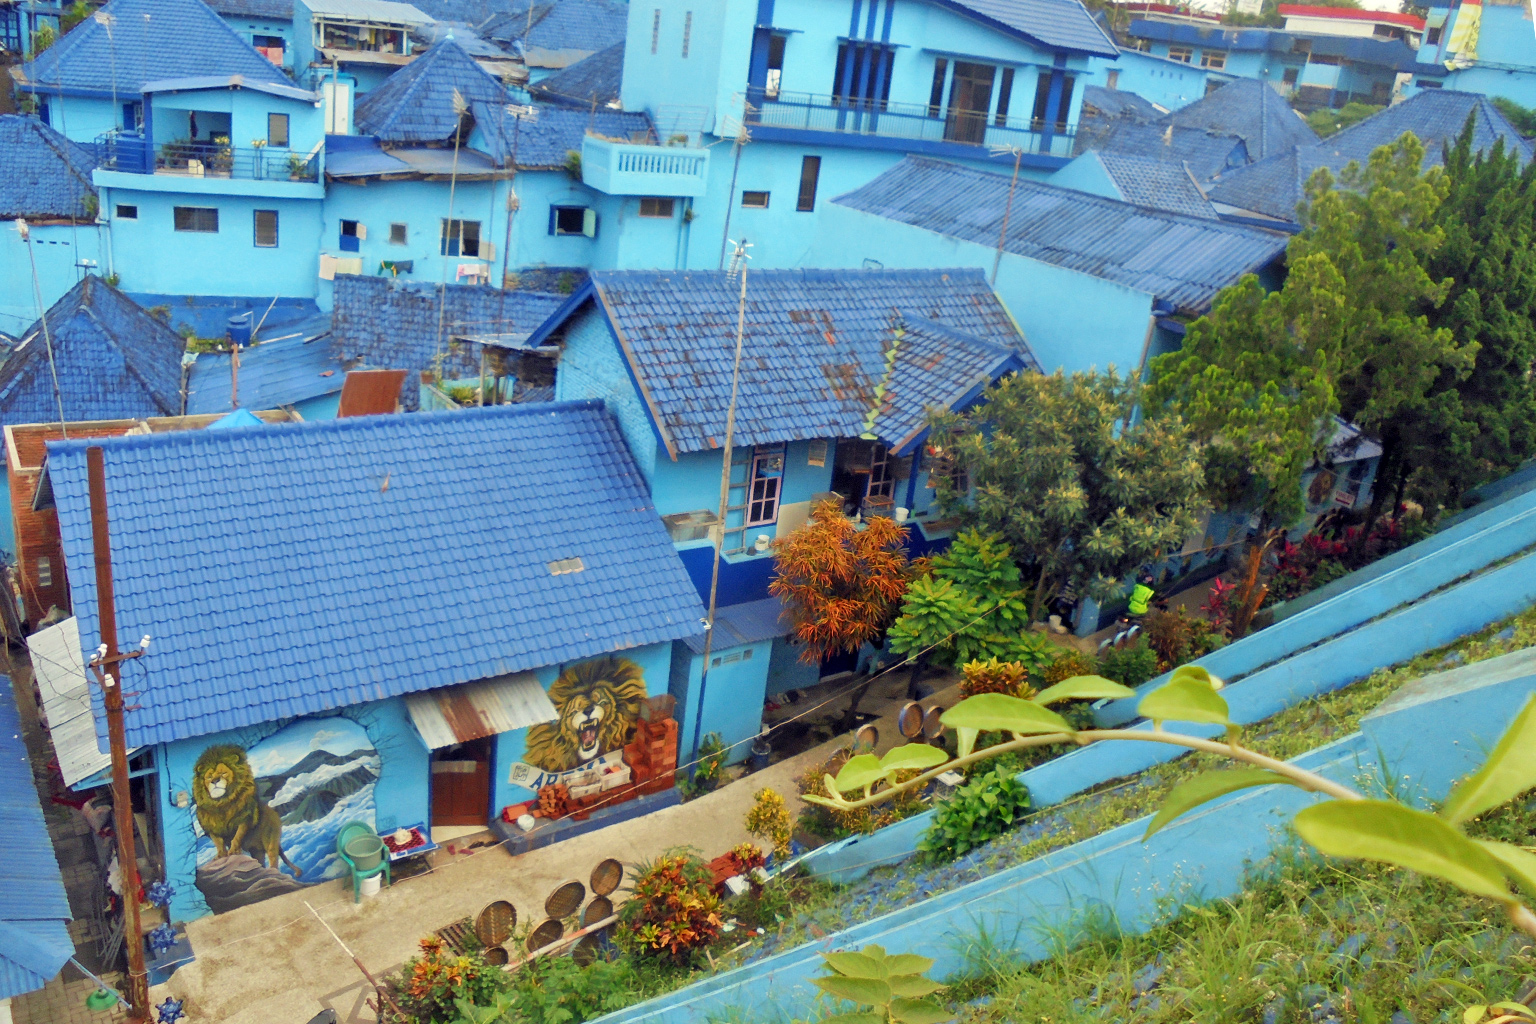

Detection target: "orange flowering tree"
[770, 498, 922, 726]
[616, 851, 722, 963]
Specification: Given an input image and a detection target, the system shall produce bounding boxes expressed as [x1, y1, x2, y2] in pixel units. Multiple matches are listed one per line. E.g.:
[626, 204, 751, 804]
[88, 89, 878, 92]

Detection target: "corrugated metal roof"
[570, 268, 1037, 456]
[19, 0, 291, 94]
[302, 0, 430, 22]
[0, 115, 97, 220]
[45, 403, 706, 748]
[324, 134, 417, 177]
[141, 74, 317, 103]
[337, 369, 409, 416]
[682, 597, 790, 655]
[0, 676, 73, 999]
[186, 317, 344, 414]
[27, 617, 137, 789]
[1075, 118, 1250, 181]
[405, 672, 557, 748]
[1208, 89, 1534, 221]
[354, 40, 511, 144]
[833, 156, 1289, 313]
[203, 0, 292, 19]
[0, 277, 186, 426]
[1089, 151, 1218, 219]
[1162, 78, 1319, 160]
[940, 0, 1119, 57]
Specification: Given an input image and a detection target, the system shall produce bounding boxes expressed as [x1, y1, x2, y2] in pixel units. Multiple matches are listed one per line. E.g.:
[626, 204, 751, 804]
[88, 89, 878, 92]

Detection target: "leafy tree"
[930, 369, 1206, 622]
[1491, 97, 1536, 138]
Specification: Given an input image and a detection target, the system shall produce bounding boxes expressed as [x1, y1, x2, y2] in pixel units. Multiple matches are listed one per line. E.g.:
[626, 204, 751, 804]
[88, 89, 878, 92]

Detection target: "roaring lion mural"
[523, 657, 648, 773]
[192, 744, 301, 877]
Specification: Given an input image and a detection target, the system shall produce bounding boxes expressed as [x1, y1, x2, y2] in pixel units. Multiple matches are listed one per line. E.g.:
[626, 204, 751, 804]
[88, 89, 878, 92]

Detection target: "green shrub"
[614, 850, 722, 964]
[385, 937, 507, 1024]
[919, 765, 1031, 863]
[1098, 637, 1159, 687]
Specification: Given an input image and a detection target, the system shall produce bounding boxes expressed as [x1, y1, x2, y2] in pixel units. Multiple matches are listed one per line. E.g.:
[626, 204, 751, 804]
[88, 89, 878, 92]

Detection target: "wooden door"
[430, 738, 492, 827]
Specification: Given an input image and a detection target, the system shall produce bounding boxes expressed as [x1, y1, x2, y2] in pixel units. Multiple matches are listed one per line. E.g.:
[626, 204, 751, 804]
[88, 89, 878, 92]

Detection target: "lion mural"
[523, 657, 648, 773]
[192, 745, 300, 877]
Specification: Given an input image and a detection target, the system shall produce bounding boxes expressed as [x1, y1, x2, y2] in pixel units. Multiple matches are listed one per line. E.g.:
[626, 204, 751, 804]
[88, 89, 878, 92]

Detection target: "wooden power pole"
[86, 446, 150, 1023]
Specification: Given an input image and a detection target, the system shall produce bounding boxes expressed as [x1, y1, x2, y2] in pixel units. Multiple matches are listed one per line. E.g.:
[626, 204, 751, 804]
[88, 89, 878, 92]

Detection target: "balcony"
[745, 90, 1077, 158]
[95, 134, 320, 183]
[580, 135, 710, 197]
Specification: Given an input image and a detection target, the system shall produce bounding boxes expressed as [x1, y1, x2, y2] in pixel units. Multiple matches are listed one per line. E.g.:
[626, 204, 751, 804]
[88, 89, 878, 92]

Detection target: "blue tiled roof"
[938, 0, 1119, 57]
[0, 277, 185, 426]
[1162, 78, 1319, 160]
[19, 0, 291, 95]
[834, 157, 1289, 313]
[1089, 151, 1218, 219]
[331, 276, 569, 407]
[0, 679, 72, 1000]
[187, 316, 344, 414]
[203, 0, 292, 19]
[0, 115, 97, 220]
[45, 403, 707, 748]
[1074, 118, 1250, 180]
[531, 41, 623, 107]
[1081, 85, 1163, 121]
[486, 0, 628, 59]
[475, 104, 652, 168]
[682, 596, 790, 654]
[559, 268, 1036, 457]
[1208, 89, 1533, 222]
[354, 39, 511, 144]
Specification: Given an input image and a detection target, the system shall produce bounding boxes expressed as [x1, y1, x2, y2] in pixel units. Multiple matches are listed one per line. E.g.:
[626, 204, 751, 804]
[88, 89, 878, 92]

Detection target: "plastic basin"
[346, 834, 385, 871]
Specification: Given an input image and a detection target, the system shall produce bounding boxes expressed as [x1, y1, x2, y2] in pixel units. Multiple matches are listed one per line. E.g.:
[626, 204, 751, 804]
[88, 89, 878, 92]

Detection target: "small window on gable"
[639, 197, 675, 218]
[116, 204, 138, 220]
[268, 112, 289, 147]
[389, 221, 407, 244]
[550, 206, 596, 237]
[36, 557, 51, 588]
[741, 190, 770, 208]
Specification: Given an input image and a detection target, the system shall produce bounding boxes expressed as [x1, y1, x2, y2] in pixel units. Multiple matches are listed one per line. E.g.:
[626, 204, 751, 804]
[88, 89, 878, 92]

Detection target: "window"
[254, 209, 278, 247]
[339, 219, 362, 251]
[1205, 78, 1224, 96]
[741, 191, 770, 208]
[945, 61, 996, 143]
[928, 58, 948, 116]
[389, 221, 407, 244]
[36, 557, 51, 589]
[38, 100, 51, 126]
[549, 206, 595, 237]
[796, 156, 820, 212]
[1105, 69, 1120, 90]
[639, 197, 675, 218]
[116, 204, 138, 220]
[121, 101, 142, 130]
[994, 67, 1015, 126]
[746, 450, 784, 526]
[681, 10, 691, 57]
[1282, 66, 1300, 86]
[267, 112, 289, 147]
[831, 43, 894, 108]
[711, 648, 753, 667]
[866, 443, 894, 504]
[1030, 71, 1075, 133]
[441, 217, 482, 253]
[1418, 78, 1443, 88]
[1200, 49, 1226, 69]
[1291, 38, 1311, 54]
[1168, 46, 1193, 63]
[173, 206, 219, 232]
[1426, 26, 1442, 45]
[766, 34, 786, 98]
[650, 8, 660, 53]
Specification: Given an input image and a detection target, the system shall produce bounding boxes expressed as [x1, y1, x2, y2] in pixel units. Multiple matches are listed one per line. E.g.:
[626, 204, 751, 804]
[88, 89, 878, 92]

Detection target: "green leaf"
[860, 944, 888, 961]
[1137, 674, 1232, 728]
[887, 976, 944, 999]
[822, 951, 886, 979]
[880, 744, 950, 774]
[942, 693, 1073, 736]
[889, 997, 953, 1024]
[956, 726, 979, 759]
[1466, 1007, 1489, 1024]
[812, 975, 891, 1006]
[1441, 694, 1536, 825]
[1032, 674, 1137, 707]
[1169, 664, 1225, 690]
[818, 1014, 885, 1024]
[1144, 768, 1298, 839]
[1474, 839, 1536, 898]
[1293, 800, 1512, 900]
[834, 755, 885, 795]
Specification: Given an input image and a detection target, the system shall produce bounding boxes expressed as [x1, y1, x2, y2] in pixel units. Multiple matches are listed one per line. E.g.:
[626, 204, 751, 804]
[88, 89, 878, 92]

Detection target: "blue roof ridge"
[44, 398, 607, 459]
[26, 119, 97, 203]
[901, 313, 1022, 363]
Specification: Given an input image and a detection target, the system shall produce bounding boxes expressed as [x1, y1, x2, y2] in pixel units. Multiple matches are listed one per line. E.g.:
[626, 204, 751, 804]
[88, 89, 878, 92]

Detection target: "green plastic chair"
[336, 820, 391, 903]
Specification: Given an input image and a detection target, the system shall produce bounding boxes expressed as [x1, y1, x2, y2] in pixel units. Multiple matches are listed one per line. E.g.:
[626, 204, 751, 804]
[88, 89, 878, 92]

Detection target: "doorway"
[945, 61, 996, 144]
[430, 737, 492, 828]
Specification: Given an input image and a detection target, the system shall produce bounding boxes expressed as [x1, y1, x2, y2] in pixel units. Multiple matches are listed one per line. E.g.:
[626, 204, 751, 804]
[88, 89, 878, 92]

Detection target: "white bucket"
[359, 873, 382, 898]
[895, 508, 910, 523]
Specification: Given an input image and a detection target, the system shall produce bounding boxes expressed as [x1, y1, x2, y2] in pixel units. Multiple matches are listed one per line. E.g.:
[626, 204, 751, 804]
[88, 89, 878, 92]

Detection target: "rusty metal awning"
[405, 672, 557, 749]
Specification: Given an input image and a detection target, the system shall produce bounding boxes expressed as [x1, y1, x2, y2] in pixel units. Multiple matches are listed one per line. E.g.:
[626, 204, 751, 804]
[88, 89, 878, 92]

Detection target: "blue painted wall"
[1085, 50, 1227, 111]
[0, 221, 104, 335]
[553, 300, 660, 479]
[32, 95, 123, 143]
[670, 637, 774, 763]
[217, 14, 293, 69]
[1412, 5, 1536, 104]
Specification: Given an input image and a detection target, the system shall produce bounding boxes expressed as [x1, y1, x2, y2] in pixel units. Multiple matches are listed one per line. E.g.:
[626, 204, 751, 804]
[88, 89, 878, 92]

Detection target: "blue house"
[1410, 0, 1536, 107]
[813, 156, 1289, 372]
[205, 0, 295, 70]
[0, 115, 104, 332]
[13, 0, 298, 143]
[1208, 88, 1532, 225]
[483, 0, 629, 84]
[290, 0, 432, 97]
[531, 266, 1037, 752]
[0, 680, 73, 1007]
[1087, 47, 1231, 112]
[41, 402, 706, 923]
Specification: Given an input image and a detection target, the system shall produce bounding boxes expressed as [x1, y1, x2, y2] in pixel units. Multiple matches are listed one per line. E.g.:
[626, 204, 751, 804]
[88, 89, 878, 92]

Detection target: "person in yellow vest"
[1127, 572, 1156, 620]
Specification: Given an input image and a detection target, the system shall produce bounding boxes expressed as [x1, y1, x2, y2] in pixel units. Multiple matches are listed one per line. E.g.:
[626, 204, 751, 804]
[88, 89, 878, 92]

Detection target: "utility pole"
[86, 446, 150, 1024]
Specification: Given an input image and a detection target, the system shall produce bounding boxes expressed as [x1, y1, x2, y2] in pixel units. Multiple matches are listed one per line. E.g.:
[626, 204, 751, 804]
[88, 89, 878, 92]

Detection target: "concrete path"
[156, 670, 963, 1024]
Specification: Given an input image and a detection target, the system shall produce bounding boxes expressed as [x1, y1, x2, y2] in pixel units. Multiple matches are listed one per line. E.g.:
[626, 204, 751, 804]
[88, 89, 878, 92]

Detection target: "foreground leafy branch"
[802, 668, 1536, 940]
